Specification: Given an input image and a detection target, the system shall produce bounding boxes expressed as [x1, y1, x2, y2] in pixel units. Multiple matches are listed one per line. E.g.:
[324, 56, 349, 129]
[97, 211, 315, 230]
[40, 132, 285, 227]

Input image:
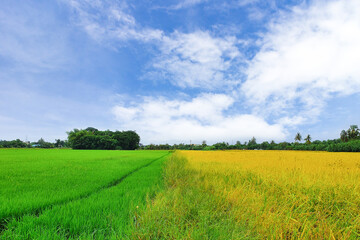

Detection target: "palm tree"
[304, 134, 311, 144]
[340, 130, 348, 142]
[249, 137, 257, 145]
[294, 132, 302, 143]
[347, 125, 359, 140]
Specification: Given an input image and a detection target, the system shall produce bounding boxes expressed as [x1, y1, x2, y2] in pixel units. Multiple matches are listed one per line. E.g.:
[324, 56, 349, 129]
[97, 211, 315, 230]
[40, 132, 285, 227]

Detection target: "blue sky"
[1, 0, 360, 144]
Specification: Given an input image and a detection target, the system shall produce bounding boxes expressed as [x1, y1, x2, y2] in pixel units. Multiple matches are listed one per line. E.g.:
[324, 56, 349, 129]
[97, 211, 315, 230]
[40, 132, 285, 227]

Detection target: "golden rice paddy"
[135, 150, 360, 239]
[180, 150, 360, 239]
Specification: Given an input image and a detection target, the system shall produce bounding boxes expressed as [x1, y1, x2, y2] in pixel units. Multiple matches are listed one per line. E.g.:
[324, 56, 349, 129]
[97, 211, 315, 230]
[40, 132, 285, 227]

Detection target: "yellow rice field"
[179, 150, 360, 239]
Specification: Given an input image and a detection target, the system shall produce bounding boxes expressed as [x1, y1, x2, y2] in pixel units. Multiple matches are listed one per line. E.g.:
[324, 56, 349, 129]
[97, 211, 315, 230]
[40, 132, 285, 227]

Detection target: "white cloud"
[242, 0, 360, 125]
[247, 6, 266, 21]
[112, 94, 285, 144]
[63, 0, 163, 43]
[63, 1, 243, 90]
[152, 31, 241, 89]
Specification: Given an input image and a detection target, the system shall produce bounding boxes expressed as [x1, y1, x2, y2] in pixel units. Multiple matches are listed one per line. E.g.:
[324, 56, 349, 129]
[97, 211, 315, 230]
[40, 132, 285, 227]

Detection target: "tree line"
[1, 125, 359, 152]
[0, 138, 68, 148]
[0, 127, 140, 150]
[141, 125, 360, 152]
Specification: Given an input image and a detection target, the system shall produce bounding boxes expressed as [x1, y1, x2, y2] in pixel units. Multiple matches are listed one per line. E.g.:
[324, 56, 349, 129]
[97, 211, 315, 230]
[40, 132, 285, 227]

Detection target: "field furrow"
[0, 149, 170, 238]
[1, 152, 169, 239]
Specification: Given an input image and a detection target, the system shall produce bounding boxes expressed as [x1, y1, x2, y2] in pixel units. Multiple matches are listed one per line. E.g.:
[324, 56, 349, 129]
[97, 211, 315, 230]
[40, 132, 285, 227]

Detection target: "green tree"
[304, 134, 311, 144]
[260, 141, 270, 150]
[67, 128, 140, 150]
[85, 127, 98, 133]
[36, 138, 54, 148]
[54, 139, 66, 148]
[247, 137, 257, 150]
[213, 142, 228, 150]
[248, 137, 257, 145]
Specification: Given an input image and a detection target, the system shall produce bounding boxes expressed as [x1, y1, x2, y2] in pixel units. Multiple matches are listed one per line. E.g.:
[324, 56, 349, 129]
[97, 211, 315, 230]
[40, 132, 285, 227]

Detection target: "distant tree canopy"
[67, 128, 140, 150]
[141, 125, 360, 152]
[340, 125, 360, 142]
[35, 138, 54, 148]
[1, 124, 359, 152]
[0, 139, 29, 148]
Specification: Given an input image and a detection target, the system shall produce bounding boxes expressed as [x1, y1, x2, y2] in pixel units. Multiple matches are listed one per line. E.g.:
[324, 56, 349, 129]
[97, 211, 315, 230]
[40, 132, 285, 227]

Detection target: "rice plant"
[134, 150, 360, 239]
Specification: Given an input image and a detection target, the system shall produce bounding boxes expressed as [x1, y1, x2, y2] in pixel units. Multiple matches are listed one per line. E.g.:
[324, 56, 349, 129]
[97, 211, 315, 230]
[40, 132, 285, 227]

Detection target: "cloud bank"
[242, 0, 360, 125]
[112, 94, 285, 144]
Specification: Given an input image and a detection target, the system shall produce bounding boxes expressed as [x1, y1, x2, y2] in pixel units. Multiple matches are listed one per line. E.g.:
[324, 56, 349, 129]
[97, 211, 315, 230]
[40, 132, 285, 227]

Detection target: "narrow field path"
[0, 152, 170, 236]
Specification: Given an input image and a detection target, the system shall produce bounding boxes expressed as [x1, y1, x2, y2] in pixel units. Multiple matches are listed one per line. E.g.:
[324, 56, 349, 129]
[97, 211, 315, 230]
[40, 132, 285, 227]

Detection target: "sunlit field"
[0, 149, 170, 239]
[2, 149, 360, 239]
[135, 150, 360, 239]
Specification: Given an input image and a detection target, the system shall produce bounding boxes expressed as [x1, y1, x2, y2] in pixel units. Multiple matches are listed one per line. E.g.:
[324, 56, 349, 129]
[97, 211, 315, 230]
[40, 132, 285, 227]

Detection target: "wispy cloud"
[215, 0, 270, 21]
[112, 94, 285, 144]
[64, 1, 243, 90]
[242, 0, 360, 125]
[62, 0, 163, 43]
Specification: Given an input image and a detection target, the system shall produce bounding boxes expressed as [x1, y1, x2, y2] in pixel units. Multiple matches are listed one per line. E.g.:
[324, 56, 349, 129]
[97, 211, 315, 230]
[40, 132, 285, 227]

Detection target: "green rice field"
[0, 149, 170, 239]
[3, 149, 360, 239]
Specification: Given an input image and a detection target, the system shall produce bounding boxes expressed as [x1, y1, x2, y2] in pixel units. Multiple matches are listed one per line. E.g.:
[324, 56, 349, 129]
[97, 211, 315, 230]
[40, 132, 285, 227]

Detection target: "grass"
[133, 152, 258, 239]
[134, 150, 360, 239]
[0, 149, 170, 239]
[3, 149, 360, 239]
